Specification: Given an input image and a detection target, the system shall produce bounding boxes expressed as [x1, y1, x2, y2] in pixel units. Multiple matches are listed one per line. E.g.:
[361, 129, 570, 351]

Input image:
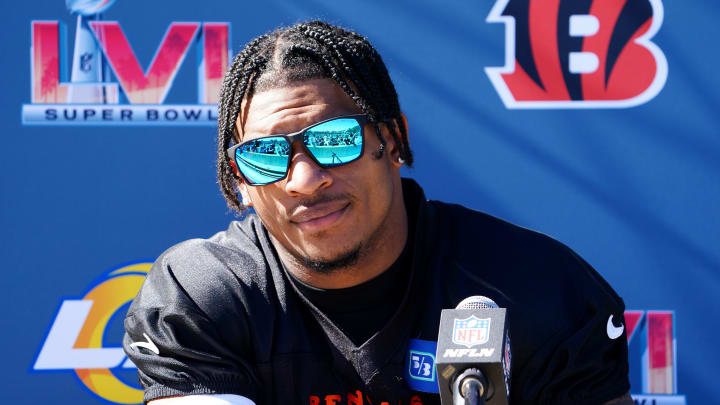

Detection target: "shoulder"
[426, 199, 625, 341]
[429, 200, 621, 303]
[430, 200, 570, 256]
[129, 215, 277, 324]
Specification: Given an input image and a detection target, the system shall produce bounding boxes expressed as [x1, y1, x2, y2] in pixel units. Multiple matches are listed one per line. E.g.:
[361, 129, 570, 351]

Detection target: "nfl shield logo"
[452, 316, 491, 348]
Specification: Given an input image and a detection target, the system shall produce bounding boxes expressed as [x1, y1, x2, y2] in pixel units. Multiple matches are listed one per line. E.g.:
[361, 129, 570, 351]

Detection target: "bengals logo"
[486, 0, 667, 108]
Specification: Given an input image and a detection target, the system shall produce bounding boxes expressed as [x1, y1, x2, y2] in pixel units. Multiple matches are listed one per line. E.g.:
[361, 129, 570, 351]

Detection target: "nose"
[283, 145, 333, 196]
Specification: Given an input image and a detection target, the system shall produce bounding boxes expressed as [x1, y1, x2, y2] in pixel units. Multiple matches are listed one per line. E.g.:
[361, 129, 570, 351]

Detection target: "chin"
[298, 244, 362, 275]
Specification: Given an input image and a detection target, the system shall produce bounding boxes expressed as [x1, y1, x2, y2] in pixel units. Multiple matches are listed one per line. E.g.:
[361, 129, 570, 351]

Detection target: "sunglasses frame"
[227, 114, 371, 186]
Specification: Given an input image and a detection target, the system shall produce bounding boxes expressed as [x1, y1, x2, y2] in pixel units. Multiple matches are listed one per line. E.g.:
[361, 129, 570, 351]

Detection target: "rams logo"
[33, 262, 150, 404]
[486, 0, 667, 108]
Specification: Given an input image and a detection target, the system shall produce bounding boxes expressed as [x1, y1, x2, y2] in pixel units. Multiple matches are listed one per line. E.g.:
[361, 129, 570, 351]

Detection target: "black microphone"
[435, 296, 511, 405]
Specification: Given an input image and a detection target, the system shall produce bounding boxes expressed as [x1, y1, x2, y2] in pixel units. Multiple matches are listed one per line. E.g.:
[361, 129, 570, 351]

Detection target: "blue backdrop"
[3, 0, 718, 403]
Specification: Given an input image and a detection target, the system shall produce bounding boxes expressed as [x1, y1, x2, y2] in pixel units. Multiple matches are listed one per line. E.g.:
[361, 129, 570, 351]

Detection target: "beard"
[300, 243, 362, 275]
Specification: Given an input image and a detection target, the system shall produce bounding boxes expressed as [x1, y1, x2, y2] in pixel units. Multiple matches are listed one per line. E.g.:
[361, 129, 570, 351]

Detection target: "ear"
[388, 112, 409, 168]
[229, 160, 252, 207]
[238, 181, 253, 207]
[401, 112, 409, 139]
[229, 159, 241, 178]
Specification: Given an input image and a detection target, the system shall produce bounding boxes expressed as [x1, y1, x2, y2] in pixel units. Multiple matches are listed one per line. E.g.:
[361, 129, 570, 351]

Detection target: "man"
[124, 21, 633, 405]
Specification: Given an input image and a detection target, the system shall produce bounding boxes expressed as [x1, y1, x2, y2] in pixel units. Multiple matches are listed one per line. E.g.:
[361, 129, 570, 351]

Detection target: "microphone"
[435, 296, 511, 405]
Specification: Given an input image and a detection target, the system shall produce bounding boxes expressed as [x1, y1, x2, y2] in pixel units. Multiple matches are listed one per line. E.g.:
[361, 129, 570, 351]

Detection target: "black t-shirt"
[286, 238, 411, 346]
[123, 178, 629, 404]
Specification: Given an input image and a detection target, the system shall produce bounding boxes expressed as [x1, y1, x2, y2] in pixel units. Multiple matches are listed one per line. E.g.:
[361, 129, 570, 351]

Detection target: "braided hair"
[217, 21, 413, 213]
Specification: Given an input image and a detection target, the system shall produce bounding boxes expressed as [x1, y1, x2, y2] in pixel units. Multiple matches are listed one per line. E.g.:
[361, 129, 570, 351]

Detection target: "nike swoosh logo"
[129, 333, 159, 355]
[607, 315, 624, 340]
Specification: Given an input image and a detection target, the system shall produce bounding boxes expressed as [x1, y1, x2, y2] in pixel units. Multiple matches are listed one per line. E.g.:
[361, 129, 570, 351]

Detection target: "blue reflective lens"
[235, 136, 290, 185]
[234, 117, 364, 185]
[305, 118, 363, 167]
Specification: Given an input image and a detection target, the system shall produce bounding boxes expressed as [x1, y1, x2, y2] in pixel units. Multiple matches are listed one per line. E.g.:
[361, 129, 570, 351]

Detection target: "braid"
[217, 35, 273, 212]
[216, 21, 414, 214]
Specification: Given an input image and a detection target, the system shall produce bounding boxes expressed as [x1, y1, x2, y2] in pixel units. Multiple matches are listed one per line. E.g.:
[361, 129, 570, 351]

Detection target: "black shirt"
[124, 178, 629, 404]
[286, 238, 412, 346]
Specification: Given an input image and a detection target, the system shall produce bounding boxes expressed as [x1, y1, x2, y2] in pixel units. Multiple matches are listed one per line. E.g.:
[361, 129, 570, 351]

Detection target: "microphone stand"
[452, 368, 488, 405]
[461, 377, 485, 405]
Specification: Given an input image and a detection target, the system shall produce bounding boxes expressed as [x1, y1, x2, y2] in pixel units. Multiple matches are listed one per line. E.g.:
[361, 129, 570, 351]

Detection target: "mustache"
[289, 192, 353, 212]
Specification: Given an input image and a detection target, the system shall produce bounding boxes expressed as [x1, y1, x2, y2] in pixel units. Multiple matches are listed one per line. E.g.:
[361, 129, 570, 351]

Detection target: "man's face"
[236, 78, 406, 275]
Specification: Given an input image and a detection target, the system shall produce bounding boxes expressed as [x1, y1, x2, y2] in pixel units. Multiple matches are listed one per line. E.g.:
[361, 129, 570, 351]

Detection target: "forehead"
[239, 78, 362, 141]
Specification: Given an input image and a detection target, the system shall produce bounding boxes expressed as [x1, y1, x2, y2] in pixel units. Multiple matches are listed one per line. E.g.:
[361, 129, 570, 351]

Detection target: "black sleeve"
[123, 243, 261, 404]
[512, 248, 631, 405]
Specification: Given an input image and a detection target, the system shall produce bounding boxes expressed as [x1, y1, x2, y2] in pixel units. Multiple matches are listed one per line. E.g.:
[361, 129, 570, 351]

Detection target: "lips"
[289, 200, 350, 231]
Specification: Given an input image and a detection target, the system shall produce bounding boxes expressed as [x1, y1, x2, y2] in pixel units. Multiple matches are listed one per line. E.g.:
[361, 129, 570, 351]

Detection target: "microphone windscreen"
[456, 296, 499, 310]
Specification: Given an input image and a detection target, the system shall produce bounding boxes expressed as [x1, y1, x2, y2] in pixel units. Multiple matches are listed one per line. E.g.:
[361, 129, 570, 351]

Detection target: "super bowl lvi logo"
[486, 0, 667, 108]
[23, 0, 230, 125]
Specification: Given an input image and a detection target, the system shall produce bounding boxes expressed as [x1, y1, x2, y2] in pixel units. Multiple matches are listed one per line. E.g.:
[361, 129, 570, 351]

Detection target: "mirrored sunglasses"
[227, 114, 369, 186]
